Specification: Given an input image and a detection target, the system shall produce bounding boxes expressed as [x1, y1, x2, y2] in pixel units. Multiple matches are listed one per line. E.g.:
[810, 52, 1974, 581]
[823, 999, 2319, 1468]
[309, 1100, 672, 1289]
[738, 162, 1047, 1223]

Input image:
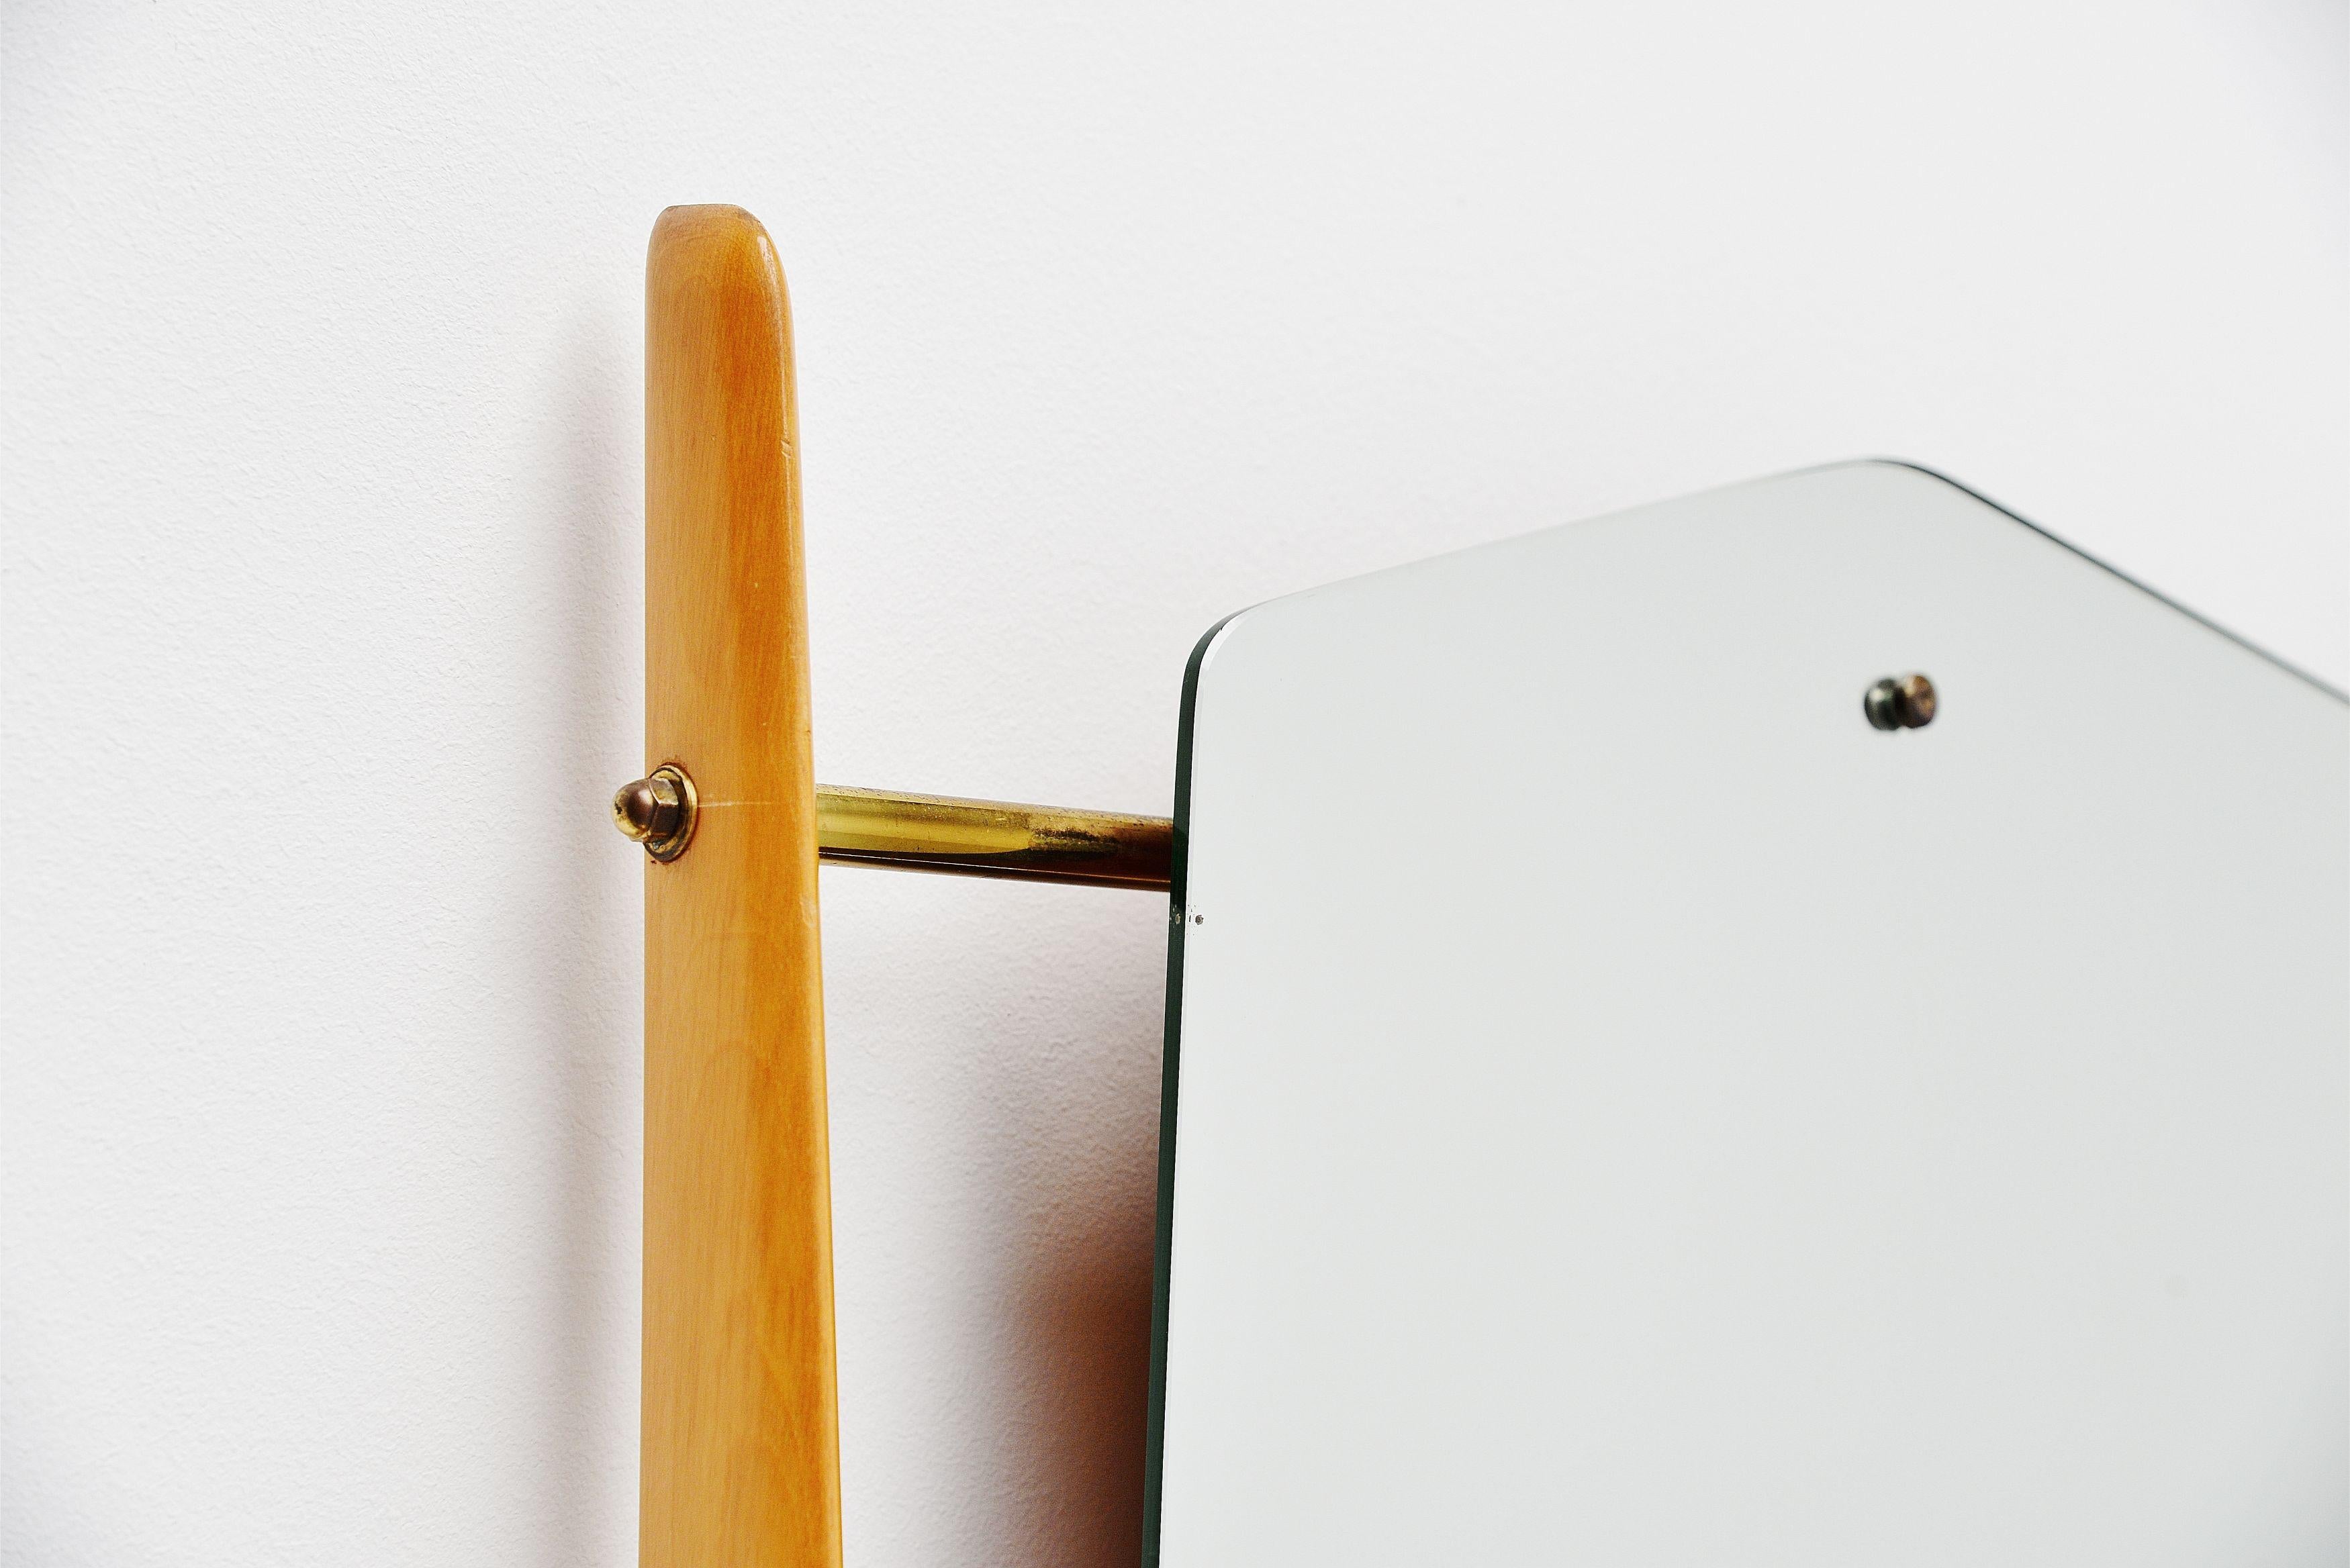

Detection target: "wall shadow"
[998, 966, 1166, 1568]
[534, 315, 636, 1566]
[1008, 1181, 1159, 1568]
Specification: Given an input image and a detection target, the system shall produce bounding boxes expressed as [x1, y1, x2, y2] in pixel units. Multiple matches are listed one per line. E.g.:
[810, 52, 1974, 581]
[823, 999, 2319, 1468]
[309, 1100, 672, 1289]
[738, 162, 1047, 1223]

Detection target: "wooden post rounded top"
[647, 205, 792, 361]
[645, 202, 796, 449]
[650, 204, 779, 257]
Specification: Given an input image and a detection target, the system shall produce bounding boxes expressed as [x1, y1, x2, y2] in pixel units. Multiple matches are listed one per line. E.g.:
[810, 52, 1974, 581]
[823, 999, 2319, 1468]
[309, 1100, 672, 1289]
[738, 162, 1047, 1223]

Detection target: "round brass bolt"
[1864, 673, 1937, 732]
[612, 765, 698, 861]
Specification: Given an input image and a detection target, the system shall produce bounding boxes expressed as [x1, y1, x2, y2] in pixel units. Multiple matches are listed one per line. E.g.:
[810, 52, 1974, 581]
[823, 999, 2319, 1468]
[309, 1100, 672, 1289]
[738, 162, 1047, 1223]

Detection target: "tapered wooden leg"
[641, 203, 841, 1568]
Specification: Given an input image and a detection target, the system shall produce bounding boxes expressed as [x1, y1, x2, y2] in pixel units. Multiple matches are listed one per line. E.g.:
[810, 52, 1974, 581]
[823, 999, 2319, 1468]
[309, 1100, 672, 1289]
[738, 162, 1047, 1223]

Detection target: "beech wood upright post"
[641, 204, 842, 1568]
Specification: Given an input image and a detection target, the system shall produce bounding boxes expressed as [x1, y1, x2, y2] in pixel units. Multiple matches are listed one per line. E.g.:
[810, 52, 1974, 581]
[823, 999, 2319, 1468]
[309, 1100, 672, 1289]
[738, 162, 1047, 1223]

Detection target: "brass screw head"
[1865, 673, 1938, 731]
[612, 765, 697, 861]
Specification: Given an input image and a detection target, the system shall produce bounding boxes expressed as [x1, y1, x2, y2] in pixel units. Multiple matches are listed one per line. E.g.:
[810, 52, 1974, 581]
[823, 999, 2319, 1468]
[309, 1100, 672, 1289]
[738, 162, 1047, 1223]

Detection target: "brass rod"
[814, 784, 1172, 891]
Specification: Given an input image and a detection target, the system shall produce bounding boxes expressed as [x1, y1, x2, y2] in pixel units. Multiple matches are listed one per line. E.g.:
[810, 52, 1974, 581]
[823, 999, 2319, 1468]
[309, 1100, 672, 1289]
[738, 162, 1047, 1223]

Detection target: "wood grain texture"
[642, 204, 840, 1568]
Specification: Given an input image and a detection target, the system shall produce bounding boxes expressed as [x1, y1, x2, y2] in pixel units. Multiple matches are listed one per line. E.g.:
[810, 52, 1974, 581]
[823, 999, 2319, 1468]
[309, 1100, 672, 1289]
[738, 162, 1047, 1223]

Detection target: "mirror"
[1150, 461, 2347, 1561]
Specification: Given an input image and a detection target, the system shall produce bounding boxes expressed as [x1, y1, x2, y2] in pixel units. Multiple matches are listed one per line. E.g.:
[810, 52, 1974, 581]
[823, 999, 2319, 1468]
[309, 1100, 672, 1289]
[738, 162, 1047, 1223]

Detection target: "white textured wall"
[3, 3, 2341, 1563]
